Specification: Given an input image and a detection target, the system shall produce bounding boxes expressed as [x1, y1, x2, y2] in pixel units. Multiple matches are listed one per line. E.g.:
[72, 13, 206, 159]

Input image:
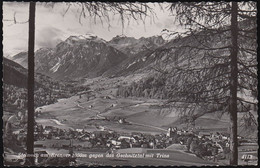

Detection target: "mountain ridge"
[11, 34, 168, 80]
[11, 34, 128, 80]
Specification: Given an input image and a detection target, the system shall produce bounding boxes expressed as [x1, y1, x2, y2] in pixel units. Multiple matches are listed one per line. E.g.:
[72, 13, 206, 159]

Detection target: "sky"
[3, 2, 182, 57]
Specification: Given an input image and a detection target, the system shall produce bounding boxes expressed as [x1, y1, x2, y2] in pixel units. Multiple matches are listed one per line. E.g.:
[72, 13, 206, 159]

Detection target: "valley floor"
[4, 77, 258, 166]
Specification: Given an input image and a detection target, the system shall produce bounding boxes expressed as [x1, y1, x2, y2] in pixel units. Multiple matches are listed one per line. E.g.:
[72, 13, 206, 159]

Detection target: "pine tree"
[166, 2, 257, 165]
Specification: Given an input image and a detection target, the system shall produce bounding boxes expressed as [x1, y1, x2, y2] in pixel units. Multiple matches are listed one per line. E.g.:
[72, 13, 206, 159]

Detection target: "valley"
[35, 78, 170, 134]
[26, 76, 258, 166]
[3, 22, 257, 166]
[34, 75, 256, 135]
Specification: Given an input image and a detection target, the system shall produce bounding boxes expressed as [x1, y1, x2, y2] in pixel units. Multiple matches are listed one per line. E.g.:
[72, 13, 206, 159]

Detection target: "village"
[5, 112, 258, 166]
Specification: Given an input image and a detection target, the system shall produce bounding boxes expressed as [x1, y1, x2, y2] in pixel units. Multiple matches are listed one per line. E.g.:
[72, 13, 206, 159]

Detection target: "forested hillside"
[116, 19, 257, 113]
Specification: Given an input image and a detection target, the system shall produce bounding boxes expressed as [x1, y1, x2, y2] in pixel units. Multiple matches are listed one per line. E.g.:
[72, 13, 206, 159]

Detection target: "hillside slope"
[108, 35, 166, 56]
[12, 34, 128, 80]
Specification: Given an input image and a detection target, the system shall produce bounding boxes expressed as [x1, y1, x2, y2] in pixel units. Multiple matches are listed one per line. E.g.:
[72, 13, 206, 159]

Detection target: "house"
[106, 142, 112, 148]
[118, 118, 124, 124]
[118, 117, 127, 124]
[93, 130, 110, 138]
[43, 130, 51, 135]
[149, 142, 155, 149]
[104, 96, 111, 99]
[132, 141, 141, 148]
[215, 142, 224, 153]
[76, 129, 84, 133]
[167, 127, 177, 137]
[177, 131, 182, 135]
[111, 139, 121, 146]
[198, 132, 211, 139]
[221, 134, 229, 140]
[131, 132, 143, 137]
[13, 130, 21, 135]
[110, 104, 117, 107]
[97, 126, 105, 131]
[118, 136, 136, 143]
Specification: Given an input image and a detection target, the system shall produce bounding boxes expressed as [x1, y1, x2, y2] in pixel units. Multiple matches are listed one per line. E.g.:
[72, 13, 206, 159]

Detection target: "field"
[36, 76, 258, 135]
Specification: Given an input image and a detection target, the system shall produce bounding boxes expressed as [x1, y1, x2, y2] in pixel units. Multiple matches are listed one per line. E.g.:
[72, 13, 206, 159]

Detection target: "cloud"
[3, 2, 179, 56]
[36, 27, 64, 48]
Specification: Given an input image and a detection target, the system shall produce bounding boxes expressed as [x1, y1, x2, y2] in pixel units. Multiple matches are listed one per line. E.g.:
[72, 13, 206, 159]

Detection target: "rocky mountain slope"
[3, 57, 39, 88]
[11, 34, 167, 80]
[108, 35, 166, 56]
[3, 57, 90, 112]
[11, 20, 255, 82]
[107, 22, 256, 79]
[103, 35, 193, 77]
[12, 34, 128, 80]
[3, 57, 59, 111]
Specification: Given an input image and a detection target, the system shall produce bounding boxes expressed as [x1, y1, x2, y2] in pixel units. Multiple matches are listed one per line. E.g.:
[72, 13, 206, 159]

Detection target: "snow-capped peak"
[66, 34, 96, 41]
[78, 33, 97, 39]
[65, 33, 106, 44]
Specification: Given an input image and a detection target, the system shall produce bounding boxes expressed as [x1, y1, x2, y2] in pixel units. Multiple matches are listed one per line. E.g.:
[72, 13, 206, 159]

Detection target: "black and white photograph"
[2, 1, 258, 166]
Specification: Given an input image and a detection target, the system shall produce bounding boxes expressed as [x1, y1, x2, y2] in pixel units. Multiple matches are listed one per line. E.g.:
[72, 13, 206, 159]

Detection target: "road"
[50, 119, 65, 125]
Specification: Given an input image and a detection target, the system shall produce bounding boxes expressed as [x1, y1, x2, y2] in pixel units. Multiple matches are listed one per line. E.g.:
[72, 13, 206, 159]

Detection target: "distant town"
[4, 99, 258, 165]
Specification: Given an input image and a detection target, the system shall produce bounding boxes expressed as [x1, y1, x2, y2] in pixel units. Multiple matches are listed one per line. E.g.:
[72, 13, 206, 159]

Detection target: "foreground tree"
[25, 2, 36, 165]
[165, 2, 257, 165]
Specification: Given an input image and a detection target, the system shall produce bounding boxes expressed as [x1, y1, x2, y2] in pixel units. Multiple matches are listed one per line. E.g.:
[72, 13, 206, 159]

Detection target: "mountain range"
[11, 34, 167, 80]
[9, 19, 256, 85]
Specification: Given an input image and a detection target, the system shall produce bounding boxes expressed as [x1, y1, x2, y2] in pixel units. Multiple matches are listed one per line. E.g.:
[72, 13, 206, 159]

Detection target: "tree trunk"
[25, 2, 36, 165]
[229, 1, 238, 165]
